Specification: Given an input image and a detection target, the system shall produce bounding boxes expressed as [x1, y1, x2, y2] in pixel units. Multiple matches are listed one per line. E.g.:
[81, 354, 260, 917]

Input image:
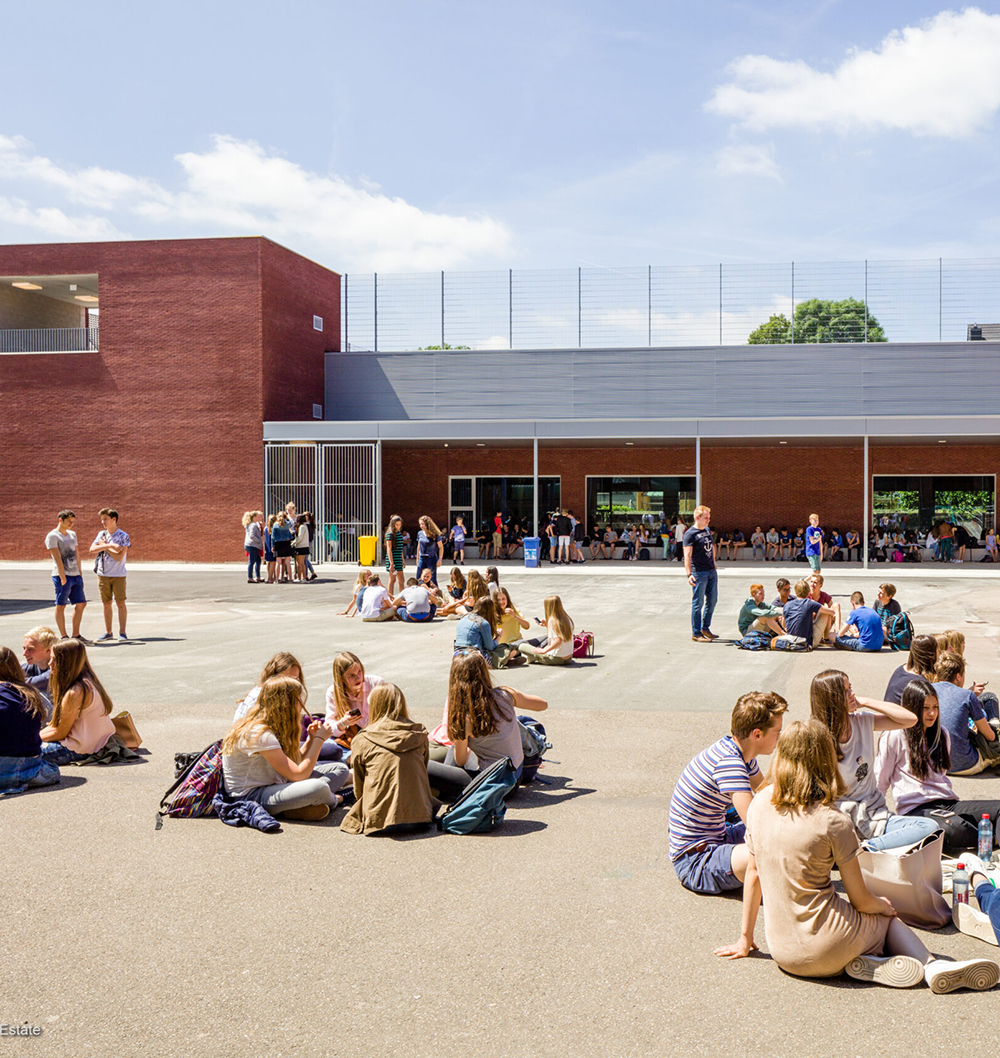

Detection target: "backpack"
[518, 716, 551, 785]
[572, 631, 595, 658]
[886, 612, 914, 651]
[638, 547, 650, 561]
[833, 551, 844, 562]
[156, 740, 224, 826]
[736, 630, 773, 651]
[436, 756, 518, 834]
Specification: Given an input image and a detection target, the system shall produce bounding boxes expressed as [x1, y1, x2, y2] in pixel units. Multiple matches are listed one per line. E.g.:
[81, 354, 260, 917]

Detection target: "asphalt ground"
[2, 558, 1000, 1058]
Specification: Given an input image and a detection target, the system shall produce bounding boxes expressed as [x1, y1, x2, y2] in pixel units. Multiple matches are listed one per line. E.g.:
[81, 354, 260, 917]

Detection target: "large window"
[586, 476, 697, 534]
[449, 476, 560, 537]
[873, 475, 995, 537]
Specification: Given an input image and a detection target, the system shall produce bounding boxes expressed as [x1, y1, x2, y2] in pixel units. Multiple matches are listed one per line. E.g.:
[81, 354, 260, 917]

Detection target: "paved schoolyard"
[2, 560, 1000, 1058]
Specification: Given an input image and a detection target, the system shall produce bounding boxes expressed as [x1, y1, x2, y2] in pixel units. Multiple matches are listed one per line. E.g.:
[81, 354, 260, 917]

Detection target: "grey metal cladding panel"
[862, 346, 992, 416]
[324, 355, 397, 421]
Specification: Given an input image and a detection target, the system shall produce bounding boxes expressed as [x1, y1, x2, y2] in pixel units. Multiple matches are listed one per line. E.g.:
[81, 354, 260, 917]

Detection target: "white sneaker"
[845, 954, 924, 988]
[961, 853, 997, 885]
[923, 957, 1000, 993]
[953, 902, 1000, 946]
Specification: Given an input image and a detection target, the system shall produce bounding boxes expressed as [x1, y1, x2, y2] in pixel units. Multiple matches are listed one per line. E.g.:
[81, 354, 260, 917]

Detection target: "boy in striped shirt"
[669, 692, 787, 894]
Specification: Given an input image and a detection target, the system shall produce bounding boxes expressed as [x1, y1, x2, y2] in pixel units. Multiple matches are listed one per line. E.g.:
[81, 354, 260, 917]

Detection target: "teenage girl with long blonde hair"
[39, 639, 115, 763]
[234, 651, 306, 720]
[515, 595, 575, 665]
[338, 570, 371, 617]
[221, 675, 349, 821]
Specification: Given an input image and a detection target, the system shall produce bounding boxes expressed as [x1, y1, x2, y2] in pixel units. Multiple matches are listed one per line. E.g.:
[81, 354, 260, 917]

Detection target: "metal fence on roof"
[340, 259, 1000, 351]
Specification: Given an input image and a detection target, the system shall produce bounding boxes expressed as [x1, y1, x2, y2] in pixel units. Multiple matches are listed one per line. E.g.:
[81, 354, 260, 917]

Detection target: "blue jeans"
[672, 824, 746, 894]
[415, 556, 438, 586]
[835, 635, 880, 652]
[398, 605, 436, 622]
[246, 547, 261, 579]
[862, 813, 941, 851]
[39, 742, 88, 766]
[690, 570, 718, 636]
[975, 882, 1000, 944]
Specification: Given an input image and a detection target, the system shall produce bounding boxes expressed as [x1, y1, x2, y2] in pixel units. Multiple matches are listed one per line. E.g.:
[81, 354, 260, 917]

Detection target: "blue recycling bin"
[523, 536, 540, 568]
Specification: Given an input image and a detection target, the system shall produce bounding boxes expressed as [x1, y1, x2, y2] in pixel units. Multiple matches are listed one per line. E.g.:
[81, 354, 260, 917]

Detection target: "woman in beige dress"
[715, 719, 998, 993]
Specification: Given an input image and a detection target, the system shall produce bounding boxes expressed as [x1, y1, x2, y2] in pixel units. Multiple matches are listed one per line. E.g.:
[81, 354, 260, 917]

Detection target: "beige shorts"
[493, 532, 503, 548]
[99, 576, 127, 603]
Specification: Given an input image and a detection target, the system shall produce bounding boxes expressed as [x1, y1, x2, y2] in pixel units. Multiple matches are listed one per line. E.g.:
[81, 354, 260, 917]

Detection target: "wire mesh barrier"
[340, 260, 1000, 351]
[0, 326, 99, 353]
[263, 443, 378, 564]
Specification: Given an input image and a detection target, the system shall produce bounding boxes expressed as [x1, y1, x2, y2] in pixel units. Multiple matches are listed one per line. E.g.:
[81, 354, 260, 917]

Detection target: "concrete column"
[695, 436, 702, 507]
[863, 435, 869, 571]
[533, 437, 539, 537]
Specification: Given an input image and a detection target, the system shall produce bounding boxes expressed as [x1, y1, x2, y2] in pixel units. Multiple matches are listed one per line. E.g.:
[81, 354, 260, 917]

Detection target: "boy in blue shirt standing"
[805, 513, 824, 572]
[835, 591, 885, 651]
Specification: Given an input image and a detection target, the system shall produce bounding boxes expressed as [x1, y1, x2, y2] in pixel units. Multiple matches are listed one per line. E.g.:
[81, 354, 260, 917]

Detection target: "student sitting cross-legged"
[668, 692, 787, 895]
[714, 718, 999, 993]
[221, 675, 350, 821]
[0, 646, 61, 795]
[835, 592, 885, 652]
[340, 683, 434, 835]
[770, 579, 837, 651]
[737, 584, 784, 639]
[391, 577, 437, 622]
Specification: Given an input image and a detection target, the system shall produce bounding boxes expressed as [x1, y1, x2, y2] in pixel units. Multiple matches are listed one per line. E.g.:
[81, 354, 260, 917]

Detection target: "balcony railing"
[0, 326, 99, 353]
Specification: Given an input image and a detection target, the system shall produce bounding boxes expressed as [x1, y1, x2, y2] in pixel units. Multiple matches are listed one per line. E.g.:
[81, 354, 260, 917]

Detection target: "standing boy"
[450, 516, 466, 565]
[805, 513, 824, 572]
[46, 510, 88, 641]
[684, 505, 718, 642]
[90, 507, 131, 641]
[669, 692, 787, 894]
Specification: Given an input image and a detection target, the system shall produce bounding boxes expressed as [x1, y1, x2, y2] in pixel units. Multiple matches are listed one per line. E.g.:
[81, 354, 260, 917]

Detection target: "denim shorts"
[53, 575, 86, 606]
[672, 824, 745, 894]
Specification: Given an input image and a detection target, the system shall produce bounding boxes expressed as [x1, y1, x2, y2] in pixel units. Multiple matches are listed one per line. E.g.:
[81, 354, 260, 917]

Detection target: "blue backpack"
[886, 612, 914, 651]
[437, 756, 518, 834]
[736, 630, 773, 651]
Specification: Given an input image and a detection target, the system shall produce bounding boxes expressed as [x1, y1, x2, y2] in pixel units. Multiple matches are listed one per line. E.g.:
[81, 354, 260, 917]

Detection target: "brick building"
[1, 237, 338, 561]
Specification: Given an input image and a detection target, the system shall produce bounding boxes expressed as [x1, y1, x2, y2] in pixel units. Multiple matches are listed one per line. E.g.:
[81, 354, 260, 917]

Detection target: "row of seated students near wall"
[738, 575, 905, 651]
[220, 649, 546, 830]
[668, 654, 1000, 994]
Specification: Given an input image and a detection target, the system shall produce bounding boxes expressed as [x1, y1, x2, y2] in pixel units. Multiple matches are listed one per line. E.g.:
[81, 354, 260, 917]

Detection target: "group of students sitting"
[0, 627, 119, 795]
[340, 565, 577, 667]
[738, 575, 904, 652]
[670, 639, 1000, 993]
[220, 649, 547, 832]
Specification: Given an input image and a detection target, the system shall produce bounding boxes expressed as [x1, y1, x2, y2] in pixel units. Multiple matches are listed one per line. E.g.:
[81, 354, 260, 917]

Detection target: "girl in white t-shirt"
[321, 652, 384, 761]
[809, 669, 940, 851]
[221, 675, 349, 821]
[517, 595, 575, 666]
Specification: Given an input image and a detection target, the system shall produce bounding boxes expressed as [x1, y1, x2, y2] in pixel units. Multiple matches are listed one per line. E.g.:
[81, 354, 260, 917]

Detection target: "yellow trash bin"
[358, 535, 378, 566]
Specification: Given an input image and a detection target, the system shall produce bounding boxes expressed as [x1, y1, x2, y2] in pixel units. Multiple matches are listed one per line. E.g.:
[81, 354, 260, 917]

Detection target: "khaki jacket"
[340, 718, 433, 834]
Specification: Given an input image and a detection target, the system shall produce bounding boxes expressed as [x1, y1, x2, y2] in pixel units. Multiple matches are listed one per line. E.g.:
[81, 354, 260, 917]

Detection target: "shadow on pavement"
[0, 599, 53, 616]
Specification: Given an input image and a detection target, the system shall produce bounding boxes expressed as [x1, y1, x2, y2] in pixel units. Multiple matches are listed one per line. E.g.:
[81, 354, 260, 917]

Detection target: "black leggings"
[903, 798, 1000, 852]
[426, 760, 475, 802]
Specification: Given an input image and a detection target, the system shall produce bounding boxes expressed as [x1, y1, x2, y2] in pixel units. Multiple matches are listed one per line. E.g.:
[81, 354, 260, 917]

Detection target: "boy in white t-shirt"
[359, 575, 397, 622]
[45, 509, 88, 641]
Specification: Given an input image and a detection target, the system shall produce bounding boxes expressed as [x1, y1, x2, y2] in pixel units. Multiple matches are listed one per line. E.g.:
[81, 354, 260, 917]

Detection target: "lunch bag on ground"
[518, 716, 552, 785]
[885, 612, 914, 651]
[437, 756, 518, 834]
[157, 740, 224, 824]
[572, 631, 595, 658]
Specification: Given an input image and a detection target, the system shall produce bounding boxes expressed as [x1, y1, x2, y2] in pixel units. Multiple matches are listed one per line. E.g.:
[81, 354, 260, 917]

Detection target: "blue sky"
[4, 1, 1000, 279]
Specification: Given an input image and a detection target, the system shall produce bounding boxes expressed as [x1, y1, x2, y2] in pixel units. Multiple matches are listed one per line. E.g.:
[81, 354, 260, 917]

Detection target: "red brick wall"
[381, 442, 1000, 538]
[260, 239, 339, 422]
[0, 237, 340, 561]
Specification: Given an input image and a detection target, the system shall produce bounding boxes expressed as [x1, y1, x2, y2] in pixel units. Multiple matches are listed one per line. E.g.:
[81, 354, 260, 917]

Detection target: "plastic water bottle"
[953, 863, 970, 906]
[979, 814, 994, 861]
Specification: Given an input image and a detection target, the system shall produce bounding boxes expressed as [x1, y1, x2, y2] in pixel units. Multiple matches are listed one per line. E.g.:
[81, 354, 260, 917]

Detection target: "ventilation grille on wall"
[313, 404, 323, 419]
[313, 315, 323, 331]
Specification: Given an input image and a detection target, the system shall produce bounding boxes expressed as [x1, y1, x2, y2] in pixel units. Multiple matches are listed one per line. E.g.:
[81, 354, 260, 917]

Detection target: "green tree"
[418, 342, 471, 350]
[747, 298, 886, 344]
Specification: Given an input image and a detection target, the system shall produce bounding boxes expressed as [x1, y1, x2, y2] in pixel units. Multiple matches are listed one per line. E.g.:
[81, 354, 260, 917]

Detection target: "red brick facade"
[0, 237, 339, 561]
[382, 442, 999, 537]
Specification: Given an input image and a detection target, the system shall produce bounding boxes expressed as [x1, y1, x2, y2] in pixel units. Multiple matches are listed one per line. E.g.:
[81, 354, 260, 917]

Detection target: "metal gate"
[264, 442, 379, 564]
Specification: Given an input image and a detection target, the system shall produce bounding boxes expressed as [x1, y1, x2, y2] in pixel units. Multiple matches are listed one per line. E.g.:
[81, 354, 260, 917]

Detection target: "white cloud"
[706, 7, 1000, 138]
[715, 143, 781, 181]
[0, 134, 512, 271]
